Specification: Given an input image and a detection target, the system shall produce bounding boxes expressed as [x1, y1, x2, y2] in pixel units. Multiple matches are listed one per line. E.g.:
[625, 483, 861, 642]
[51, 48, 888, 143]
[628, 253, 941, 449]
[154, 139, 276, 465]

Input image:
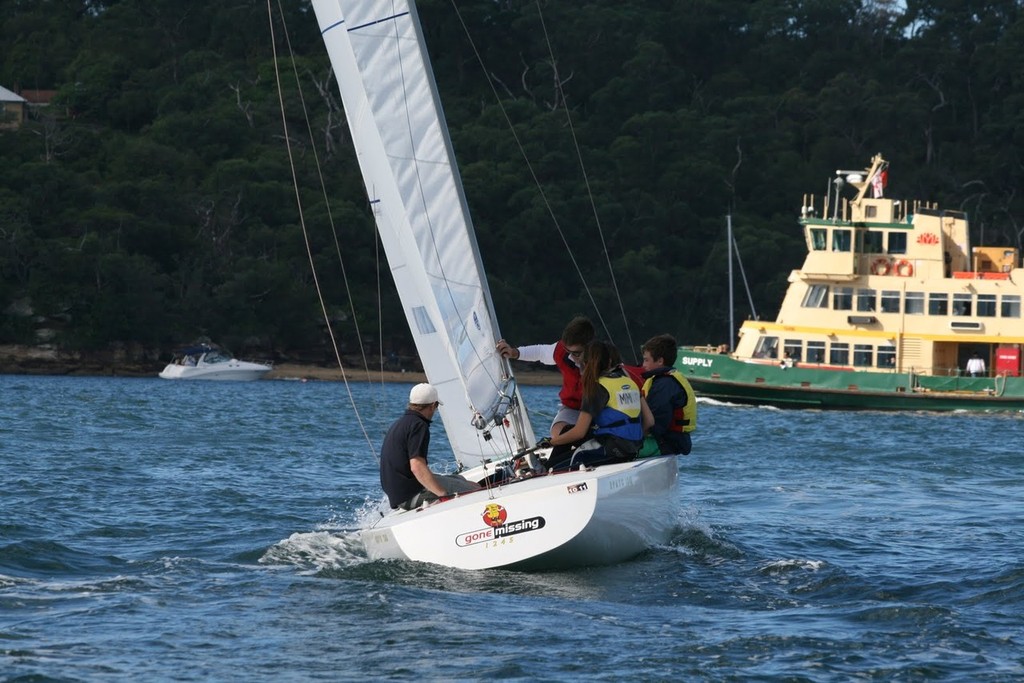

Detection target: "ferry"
[677, 154, 1024, 411]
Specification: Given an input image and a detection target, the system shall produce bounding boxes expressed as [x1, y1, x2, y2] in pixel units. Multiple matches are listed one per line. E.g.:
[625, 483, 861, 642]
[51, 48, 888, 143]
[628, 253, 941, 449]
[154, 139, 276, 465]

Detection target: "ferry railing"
[909, 366, 1001, 395]
[808, 194, 929, 226]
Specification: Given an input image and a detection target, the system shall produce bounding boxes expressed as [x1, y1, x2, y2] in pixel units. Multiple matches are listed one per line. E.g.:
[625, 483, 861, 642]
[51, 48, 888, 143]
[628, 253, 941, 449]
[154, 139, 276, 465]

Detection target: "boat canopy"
[173, 344, 219, 356]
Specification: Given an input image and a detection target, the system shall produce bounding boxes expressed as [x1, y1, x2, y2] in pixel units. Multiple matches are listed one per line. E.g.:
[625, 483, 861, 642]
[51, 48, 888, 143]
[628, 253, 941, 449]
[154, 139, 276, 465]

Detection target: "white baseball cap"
[409, 383, 442, 405]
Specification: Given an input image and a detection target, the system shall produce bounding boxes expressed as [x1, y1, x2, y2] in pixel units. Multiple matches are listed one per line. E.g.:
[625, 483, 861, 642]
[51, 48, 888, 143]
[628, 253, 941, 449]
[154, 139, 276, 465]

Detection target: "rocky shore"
[0, 344, 562, 386]
[265, 363, 561, 386]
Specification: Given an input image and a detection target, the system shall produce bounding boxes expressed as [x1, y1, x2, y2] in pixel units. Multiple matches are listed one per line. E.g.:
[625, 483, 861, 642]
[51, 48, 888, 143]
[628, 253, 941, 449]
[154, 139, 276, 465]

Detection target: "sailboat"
[310, 0, 679, 570]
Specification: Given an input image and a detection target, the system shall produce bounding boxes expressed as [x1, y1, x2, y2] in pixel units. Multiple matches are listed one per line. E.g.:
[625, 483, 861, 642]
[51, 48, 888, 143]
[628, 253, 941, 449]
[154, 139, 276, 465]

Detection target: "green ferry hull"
[677, 349, 1024, 411]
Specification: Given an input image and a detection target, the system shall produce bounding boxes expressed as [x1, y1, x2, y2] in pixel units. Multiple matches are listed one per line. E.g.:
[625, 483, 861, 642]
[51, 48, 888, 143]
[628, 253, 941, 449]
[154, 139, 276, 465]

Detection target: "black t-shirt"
[580, 384, 610, 420]
[379, 409, 431, 508]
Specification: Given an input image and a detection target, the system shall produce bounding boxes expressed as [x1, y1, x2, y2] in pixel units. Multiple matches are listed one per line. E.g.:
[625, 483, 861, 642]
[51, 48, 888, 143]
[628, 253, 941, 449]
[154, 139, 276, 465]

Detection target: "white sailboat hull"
[360, 456, 679, 570]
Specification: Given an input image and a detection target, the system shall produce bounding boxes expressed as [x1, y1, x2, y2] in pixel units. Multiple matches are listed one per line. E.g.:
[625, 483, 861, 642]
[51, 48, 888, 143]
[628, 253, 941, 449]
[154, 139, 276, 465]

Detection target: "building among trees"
[0, 85, 26, 129]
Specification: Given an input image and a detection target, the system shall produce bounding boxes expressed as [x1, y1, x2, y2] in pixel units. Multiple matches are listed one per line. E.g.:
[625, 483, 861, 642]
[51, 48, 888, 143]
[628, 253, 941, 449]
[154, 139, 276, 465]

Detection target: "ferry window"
[864, 231, 883, 253]
[906, 291, 924, 314]
[807, 341, 826, 363]
[829, 343, 850, 365]
[977, 294, 996, 317]
[753, 336, 779, 359]
[887, 232, 907, 254]
[853, 344, 873, 367]
[856, 288, 877, 312]
[877, 345, 896, 368]
[928, 293, 948, 315]
[810, 228, 827, 250]
[832, 229, 852, 252]
[1002, 294, 1021, 318]
[865, 205, 877, 218]
[783, 339, 802, 361]
[880, 290, 900, 313]
[833, 287, 853, 310]
[952, 293, 972, 316]
[802, 285, 829, 308]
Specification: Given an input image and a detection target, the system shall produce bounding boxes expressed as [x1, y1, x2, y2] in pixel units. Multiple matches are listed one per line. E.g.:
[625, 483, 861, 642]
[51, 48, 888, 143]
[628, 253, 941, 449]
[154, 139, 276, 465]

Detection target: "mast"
[727, 214, 735, 353]
[311, 0, 535, 466]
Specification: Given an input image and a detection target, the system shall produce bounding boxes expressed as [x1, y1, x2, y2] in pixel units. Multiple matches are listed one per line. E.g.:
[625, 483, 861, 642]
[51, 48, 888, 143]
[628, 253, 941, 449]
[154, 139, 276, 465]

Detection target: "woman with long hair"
[545, 340, 653, 471]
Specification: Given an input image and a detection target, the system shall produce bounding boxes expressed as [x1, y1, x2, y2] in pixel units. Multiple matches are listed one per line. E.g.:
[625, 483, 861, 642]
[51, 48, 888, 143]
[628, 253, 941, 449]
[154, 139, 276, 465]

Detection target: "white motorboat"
[310, 0, 680, 570]
[158, 344, 272, 381]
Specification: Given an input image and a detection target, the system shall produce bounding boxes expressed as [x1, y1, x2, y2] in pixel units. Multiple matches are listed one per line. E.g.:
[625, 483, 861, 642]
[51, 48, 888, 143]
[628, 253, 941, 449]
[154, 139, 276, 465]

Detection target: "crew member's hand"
[496, 339, 518, 359]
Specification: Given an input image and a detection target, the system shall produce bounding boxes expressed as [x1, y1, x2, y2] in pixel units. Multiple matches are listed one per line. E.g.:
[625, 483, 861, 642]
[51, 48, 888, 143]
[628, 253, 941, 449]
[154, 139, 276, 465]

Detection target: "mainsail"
[311, 0, 535, 466]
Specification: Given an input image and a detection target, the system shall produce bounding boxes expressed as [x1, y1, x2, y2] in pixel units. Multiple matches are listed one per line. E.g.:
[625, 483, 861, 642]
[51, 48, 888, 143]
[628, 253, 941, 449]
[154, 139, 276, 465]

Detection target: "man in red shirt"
[496, 316, 594, 438]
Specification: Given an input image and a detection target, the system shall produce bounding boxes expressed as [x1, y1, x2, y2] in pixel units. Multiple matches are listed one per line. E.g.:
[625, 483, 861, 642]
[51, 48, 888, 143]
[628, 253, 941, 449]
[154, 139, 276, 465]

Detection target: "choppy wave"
[3, 376, 1024, 680]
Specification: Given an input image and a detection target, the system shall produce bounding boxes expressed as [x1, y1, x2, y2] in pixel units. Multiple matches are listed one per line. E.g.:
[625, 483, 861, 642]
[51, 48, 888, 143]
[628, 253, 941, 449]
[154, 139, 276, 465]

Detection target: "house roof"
[0, 85, 27, 103]
[20, 89, 57, 104]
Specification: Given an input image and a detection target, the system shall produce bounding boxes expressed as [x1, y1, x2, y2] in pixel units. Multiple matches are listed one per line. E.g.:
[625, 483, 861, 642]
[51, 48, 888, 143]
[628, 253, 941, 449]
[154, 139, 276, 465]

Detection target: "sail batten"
[312, 0, 535, 466]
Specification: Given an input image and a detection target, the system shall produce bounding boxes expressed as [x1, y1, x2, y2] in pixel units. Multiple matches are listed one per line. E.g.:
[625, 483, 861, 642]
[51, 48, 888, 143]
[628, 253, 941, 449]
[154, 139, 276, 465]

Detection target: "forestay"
[311, 1, 535, 467]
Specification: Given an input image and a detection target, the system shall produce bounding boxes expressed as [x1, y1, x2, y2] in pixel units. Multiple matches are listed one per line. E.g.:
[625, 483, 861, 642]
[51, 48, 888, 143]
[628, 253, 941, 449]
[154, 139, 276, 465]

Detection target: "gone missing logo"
[493, 516, 545, 539]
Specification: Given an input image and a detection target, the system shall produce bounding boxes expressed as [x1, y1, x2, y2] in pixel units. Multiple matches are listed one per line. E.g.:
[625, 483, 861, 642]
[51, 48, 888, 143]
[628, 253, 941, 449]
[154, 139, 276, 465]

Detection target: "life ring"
[894, 259, 913, 277]
[871, 258, 890, 276]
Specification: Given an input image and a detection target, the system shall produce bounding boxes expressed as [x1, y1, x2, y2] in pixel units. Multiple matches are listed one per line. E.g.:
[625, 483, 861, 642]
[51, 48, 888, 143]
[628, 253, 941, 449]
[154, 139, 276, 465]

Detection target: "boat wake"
[259, 529, 367, 573]
[698, 396, 783, 411]
[659, 506, 745, 561]
[259, 495, 396, 572]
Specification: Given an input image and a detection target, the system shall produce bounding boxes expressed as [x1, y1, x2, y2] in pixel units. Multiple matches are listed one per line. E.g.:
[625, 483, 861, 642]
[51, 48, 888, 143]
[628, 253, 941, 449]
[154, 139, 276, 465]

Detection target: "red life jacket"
[620, 363, 645, 388]
[553, 340, 583, 409]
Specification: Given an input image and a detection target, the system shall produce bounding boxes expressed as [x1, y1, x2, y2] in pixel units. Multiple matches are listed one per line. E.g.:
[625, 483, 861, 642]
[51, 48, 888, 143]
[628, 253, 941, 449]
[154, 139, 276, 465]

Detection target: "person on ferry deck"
[966, 353, 986, 377]
[543, 340, 653, 471]
[496, 316, 594, 438]
[379, 383, 480, 510]
[637, 334, 696, 457]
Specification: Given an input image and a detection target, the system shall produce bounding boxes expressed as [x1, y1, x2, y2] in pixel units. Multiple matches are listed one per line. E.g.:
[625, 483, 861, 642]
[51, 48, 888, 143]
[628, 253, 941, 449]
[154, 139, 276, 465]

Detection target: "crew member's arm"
[410, 457, 447, 497]
[640, 396, 655, 434]
[550, 411, 593, 446]
[496, 341, 557, 365]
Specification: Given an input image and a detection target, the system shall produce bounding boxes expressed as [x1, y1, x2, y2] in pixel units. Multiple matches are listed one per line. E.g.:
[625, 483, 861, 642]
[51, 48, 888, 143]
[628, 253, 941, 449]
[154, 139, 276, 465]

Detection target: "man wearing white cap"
[379, 383, 481, 510]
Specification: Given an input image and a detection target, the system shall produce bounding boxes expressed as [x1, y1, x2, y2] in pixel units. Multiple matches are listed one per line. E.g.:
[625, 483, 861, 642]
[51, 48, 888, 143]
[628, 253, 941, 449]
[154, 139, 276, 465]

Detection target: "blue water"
[2, 374, 1023, 681]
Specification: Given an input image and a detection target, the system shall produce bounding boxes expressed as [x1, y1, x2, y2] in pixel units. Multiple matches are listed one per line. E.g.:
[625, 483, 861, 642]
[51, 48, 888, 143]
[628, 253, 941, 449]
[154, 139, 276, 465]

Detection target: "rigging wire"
[726, 145, 758, 324]
[386, 2, 529, 460]
[388, 1, 500, 399]
[732, 233, 759, 322]
[267, 0, 378, 459]
[534, 1, 638, 362]
[448, 1, 608, 336]
[297, 2, 530, 462]
[274, 0, 376, 387]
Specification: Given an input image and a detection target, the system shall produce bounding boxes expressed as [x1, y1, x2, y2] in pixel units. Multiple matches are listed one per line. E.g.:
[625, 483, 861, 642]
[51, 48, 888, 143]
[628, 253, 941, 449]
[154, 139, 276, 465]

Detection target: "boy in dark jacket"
[639, 334, 696, 456]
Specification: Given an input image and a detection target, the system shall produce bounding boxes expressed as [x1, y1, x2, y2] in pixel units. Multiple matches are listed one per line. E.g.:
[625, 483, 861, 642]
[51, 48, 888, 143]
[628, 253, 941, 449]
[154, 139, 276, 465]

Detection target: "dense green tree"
[2, 0, 1024, 365]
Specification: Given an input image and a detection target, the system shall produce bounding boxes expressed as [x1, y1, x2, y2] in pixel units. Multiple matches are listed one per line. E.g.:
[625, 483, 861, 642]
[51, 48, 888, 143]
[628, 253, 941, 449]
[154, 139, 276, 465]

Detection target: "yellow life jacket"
[592, 373, 643, 441]
[641, 368, 697, 433]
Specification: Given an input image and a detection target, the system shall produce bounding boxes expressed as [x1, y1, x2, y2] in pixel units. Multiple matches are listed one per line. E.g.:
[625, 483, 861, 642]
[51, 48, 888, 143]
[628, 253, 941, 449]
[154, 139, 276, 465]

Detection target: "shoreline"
[265, 363, 562, 386]
[0, 344, 563, 386]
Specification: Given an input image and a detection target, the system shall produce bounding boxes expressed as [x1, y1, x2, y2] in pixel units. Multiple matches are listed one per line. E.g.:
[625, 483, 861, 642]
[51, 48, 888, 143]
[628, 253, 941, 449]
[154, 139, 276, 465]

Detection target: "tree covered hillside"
[2, 0, 1023, 365]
